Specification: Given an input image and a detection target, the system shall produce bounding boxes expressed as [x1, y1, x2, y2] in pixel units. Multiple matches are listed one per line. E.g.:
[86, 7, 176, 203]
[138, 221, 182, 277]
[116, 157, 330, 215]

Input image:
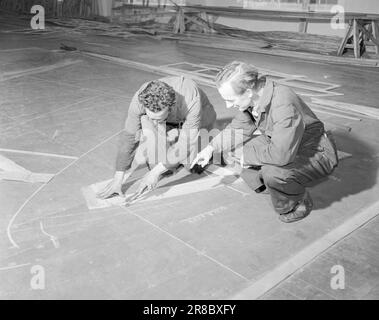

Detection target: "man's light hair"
[215, 61, 266, 95]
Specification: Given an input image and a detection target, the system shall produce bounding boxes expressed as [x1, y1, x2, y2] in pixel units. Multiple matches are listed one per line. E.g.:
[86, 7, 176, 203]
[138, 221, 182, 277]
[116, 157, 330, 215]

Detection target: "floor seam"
[123, 206, 250, 282]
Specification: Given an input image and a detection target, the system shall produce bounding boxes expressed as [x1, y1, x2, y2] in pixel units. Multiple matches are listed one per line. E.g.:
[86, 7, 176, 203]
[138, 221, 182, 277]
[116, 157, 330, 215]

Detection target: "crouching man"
[191, 61, 338, 223]
[98, 76, 216, 199]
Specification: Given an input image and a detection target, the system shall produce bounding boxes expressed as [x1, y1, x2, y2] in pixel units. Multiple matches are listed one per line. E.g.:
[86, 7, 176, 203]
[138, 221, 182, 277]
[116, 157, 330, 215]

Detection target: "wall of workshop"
[184, 0, 379, 37]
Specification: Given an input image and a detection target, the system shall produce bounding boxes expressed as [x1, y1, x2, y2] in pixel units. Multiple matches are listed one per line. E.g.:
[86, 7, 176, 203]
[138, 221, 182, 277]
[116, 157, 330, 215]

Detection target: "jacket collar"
[257, 80, 274, 113]
[250, 81, 273, 125]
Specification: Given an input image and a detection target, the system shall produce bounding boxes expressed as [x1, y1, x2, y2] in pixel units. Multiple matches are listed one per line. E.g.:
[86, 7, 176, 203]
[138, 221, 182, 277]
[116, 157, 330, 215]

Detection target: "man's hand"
[135, 170, 161, 197]
[97, 171, 125, 199]
[190, 145, 214, 169]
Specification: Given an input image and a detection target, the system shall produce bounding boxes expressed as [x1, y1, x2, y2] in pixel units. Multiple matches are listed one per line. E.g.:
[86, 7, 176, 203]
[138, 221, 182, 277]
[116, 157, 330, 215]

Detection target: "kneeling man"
[191, 62, 338, 223]
[98, 76, 216, 199]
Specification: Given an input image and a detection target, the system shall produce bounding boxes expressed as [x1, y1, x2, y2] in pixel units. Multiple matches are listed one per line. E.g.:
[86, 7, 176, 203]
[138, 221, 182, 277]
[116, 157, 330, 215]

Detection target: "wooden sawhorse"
[337, 18, 379, 58]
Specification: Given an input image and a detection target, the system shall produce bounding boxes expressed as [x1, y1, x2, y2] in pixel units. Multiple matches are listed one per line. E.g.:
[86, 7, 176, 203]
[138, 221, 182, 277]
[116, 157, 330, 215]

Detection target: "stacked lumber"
[218, 26, 342, 55]
[164, 21, 379, 56]
[163, 32, 271, 50]
[171, 36, 378, 67]
[43, 17, 169, 38]
[183, 5, 379, 23]
[111, 3, 176, 24]
[160, 23, 379, 67]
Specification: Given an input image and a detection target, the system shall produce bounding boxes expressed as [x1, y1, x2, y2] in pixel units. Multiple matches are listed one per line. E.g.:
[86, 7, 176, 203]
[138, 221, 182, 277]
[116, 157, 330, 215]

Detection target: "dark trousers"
[242, 132, 339, 214]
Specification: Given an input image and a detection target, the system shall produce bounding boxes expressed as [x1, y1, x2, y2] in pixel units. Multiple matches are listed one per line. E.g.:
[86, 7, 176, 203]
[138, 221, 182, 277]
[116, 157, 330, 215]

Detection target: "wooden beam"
[311, 98, 379, 120]
[176, 38, 379, 67]
[183, 14, 212, 33]
[298, 0, 310, 33]
[199, 11, 210, 33]
[353, 19, 361, 58]
[298, 18, 308, 33]
[372, 21, 379, 54]
[337, 19, 354, 56]
[357, 20, 379, 48]
[183, 5, 379, 23]
[173, 8, 185, 34]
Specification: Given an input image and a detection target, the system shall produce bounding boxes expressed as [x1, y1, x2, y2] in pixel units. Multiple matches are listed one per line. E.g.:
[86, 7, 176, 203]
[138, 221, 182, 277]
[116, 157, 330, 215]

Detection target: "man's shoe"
[255, 184, 269, 194]
[279, 191, 313, 223]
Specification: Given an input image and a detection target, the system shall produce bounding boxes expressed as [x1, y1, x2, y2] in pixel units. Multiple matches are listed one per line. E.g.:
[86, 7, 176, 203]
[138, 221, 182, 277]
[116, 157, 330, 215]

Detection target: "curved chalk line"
[39, 221, 60, 249]
[7, 130, 124, 249]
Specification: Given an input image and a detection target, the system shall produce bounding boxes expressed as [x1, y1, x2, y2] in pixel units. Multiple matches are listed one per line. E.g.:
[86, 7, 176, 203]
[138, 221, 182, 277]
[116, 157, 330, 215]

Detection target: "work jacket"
[116, 76, 216, 171]
[211, 81, 331, 167]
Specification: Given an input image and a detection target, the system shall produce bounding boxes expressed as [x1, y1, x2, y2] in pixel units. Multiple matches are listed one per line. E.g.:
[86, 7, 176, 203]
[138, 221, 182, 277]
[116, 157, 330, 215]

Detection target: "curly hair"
[138, 80, 176, 113]
[215, 61, 266, 95]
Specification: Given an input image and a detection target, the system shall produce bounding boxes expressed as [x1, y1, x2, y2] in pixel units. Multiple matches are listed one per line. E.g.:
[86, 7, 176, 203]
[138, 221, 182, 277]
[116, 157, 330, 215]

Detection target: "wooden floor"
[263, 215, 379, 300]
[1, 14, 379, 300]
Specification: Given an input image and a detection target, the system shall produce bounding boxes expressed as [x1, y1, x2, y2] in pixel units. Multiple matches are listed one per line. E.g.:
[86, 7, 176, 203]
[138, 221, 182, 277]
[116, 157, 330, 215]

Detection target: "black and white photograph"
[0, 0, 378, 303]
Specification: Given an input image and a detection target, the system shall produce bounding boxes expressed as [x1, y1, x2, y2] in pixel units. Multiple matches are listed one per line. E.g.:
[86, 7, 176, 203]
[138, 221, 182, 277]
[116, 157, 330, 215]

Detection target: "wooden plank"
[298, 0, 310, 33]
[0, 148, 79, 160]
[358, 21, 379, 48]
[231, 200, 379, 300]
[184, 14, 211, 33]
[372, 21, 379, 54]
[311, 98, 379, 120]
[173, 9, 185, 34]
[298, 18, 308, 33]
[353, 19, 361, 59]
[176, 39, 379, 67]
[309, 103, 362, 121]
[178, 8, 186, 34]
[337, 20, 354, 56]
[182, 5, 379, 23]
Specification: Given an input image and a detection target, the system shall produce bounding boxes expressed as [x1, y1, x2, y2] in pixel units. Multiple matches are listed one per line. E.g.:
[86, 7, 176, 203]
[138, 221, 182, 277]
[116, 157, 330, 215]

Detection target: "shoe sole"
[278, 193, 313, 223]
